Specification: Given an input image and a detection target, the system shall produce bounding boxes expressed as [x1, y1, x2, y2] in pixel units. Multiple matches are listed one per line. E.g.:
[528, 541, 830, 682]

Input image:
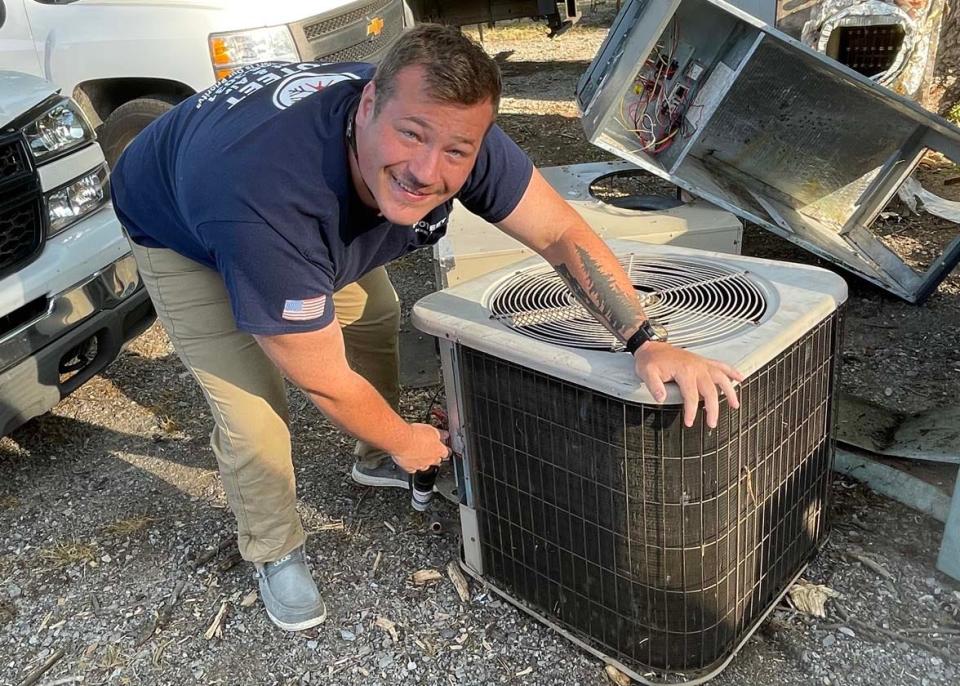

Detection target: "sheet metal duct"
[576, 0, 960, 303]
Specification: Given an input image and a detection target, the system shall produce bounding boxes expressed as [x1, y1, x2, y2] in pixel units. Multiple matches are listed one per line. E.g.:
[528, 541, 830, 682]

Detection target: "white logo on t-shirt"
[413, 216, 448, 238]
[272, 72, 358, 110]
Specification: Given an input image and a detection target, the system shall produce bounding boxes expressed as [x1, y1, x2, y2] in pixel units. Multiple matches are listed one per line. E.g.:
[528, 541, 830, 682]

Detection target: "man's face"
[352, 65, 495, 226]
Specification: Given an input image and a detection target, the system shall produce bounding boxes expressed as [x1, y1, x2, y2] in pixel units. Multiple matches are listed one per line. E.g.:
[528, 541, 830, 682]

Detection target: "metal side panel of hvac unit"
[435, 161, 743, 288]
[576, 0, 960, 304]
[412, 240, 847, 684]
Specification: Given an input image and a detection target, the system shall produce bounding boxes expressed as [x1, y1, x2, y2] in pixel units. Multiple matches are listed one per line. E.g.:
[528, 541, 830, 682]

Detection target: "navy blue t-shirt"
[111, 61, 533, 335]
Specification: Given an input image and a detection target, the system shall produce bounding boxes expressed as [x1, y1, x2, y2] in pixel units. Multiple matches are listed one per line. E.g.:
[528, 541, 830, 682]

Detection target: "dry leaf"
[411, 569, 442, 585]
[203, 602, 229, 640]
[375, 616, 399, 642]
[604, 664, 632, 685]
[240, 591, 258, 608]
[446, 562, 470, 602]
[788, 579, 839, 618]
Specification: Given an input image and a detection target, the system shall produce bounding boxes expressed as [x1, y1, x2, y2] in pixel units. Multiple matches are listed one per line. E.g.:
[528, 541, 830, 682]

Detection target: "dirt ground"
[2, 4, 959, 685]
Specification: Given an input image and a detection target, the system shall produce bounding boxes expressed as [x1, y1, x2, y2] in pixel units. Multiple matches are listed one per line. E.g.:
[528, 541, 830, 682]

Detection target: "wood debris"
[19, 648, 65, 686]
[788, 579, 839, 618]
[371, 551, 383, 577]
[375, 616, 399, 642]
[203, 601, 229, 640]
[411, 569, 442, 585]
[134, 579, 186, 648]
[515, 666, 533, 677]
[848, 551, 894, 581]
[240, 591, 258, 608]
[446, 562, 470, 603]
[315, 520, 345, 531]
[383, 521, 396, 534]
[604, 664, 632, 685]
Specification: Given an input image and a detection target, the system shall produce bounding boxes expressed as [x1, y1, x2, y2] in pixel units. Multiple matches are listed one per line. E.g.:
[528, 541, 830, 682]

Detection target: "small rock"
[838, 627, 855, 638]
[340, 629, 356, 641]
[7, 583, 21, 599]
[407, 661, 416, 671]
[884, 387, 893, 397]
[822, 634, 836, 647]
[931, 657, 943, 666]
[306, 640, 318, 650]
[378, 654, 394, 669]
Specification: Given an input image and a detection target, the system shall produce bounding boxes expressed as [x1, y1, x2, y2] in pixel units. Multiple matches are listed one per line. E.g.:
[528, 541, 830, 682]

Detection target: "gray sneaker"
[254, 546, 326, 632]
[351, 453, 411, 489]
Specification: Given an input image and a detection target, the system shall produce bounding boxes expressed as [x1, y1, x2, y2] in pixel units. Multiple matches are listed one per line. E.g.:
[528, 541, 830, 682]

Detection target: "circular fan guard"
[487, 255, 769, 351]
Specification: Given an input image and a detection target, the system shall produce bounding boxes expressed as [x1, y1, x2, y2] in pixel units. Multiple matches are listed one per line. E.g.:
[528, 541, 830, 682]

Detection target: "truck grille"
[291, 0, 404, 65]
[315, 23, 402, 63]
[0, 134, 44, 280]
[0, 135, 30, 184]
[303, 0, 394, 41]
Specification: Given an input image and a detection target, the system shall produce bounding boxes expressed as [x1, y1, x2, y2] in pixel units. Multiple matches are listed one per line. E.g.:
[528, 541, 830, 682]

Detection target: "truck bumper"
[0, 253, 156, 436]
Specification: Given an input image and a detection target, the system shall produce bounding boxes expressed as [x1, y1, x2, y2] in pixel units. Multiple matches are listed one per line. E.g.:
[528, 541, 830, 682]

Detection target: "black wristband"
[624, 327, 651, 355]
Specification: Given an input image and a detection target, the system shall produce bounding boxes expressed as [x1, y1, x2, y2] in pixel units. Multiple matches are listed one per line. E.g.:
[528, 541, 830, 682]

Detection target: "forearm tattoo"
[554, 245, 644, 343]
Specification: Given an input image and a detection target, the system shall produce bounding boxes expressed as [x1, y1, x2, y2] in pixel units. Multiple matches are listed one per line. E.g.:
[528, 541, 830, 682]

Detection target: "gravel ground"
[2, 4, 959, 685]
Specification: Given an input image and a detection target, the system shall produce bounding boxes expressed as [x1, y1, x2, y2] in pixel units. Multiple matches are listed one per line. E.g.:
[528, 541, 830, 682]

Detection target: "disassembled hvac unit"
[413, 240, 847, 683]
[576, 0, 960, 303]
[435, 161, 743, 288]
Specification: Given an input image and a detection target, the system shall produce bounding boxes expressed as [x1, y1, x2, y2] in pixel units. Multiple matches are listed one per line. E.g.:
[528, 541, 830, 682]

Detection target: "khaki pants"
[129, 242, 400, 562]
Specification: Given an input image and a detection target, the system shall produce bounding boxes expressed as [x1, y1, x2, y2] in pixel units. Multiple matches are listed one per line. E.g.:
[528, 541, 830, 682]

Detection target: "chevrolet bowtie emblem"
[366, 16, 385, 37]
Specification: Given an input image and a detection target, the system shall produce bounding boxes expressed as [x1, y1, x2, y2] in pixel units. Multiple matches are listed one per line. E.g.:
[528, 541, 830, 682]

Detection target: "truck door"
[0, 1, 43, 77]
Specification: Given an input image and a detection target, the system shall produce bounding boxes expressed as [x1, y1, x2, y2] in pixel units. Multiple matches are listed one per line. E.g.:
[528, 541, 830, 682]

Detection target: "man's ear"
[357, 81, 377, 127]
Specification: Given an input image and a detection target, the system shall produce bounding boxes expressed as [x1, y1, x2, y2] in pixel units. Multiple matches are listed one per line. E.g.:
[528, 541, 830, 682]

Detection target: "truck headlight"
[23, 97, 95, 163]
[46, 165, 109, 237]
[209, 26, 299, 81]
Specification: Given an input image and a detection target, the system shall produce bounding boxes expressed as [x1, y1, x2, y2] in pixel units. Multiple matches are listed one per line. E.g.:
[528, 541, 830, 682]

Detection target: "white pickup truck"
[0, 0, 579, 166]
[0, 71, 154, 436]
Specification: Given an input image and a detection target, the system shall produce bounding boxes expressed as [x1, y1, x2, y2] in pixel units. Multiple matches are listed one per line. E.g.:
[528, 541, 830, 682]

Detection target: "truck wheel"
[99, 95, 181, 168]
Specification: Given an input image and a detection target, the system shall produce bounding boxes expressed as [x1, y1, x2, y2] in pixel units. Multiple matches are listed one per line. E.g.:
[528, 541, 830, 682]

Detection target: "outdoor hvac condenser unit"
[435, 161, 743, 288]
[576, 0, 960, 303]
[412, 240, 847, 683]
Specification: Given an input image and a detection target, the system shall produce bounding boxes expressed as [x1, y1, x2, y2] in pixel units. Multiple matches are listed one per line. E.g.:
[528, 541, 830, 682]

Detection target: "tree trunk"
[926, 0, 959, 116]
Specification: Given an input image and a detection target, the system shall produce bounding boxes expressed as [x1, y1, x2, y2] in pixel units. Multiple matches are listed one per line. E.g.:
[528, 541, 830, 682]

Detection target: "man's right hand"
[393, 422, 450, 473]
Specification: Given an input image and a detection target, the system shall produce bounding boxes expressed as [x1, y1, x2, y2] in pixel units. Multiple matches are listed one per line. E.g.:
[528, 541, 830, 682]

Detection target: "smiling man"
[111, 24, 742, 633]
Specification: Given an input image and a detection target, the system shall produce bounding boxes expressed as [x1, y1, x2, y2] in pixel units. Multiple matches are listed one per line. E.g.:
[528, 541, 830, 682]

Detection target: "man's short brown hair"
[372, 24, 502, 115]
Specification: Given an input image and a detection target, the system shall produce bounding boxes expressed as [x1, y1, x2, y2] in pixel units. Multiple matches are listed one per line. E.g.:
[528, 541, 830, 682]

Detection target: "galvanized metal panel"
[577, 0, 960, 302]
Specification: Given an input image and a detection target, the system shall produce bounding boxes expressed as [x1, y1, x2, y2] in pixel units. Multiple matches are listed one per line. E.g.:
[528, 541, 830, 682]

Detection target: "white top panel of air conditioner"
[413, 240, 847, 404]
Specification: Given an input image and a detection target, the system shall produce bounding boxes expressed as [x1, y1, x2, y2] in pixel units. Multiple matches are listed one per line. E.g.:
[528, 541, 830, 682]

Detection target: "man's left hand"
[632, 341, 744, 429]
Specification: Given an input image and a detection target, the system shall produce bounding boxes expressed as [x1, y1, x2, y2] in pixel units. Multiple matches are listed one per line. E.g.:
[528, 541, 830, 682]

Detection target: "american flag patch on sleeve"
[282, 295, 327, 321]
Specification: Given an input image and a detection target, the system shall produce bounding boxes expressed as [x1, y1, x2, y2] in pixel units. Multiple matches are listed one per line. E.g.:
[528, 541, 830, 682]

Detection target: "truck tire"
[99, 95, 181, 168]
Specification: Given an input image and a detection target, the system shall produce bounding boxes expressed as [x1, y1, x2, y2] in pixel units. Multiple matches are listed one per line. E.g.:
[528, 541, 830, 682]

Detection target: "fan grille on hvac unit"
[488, 255, 768, 350]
